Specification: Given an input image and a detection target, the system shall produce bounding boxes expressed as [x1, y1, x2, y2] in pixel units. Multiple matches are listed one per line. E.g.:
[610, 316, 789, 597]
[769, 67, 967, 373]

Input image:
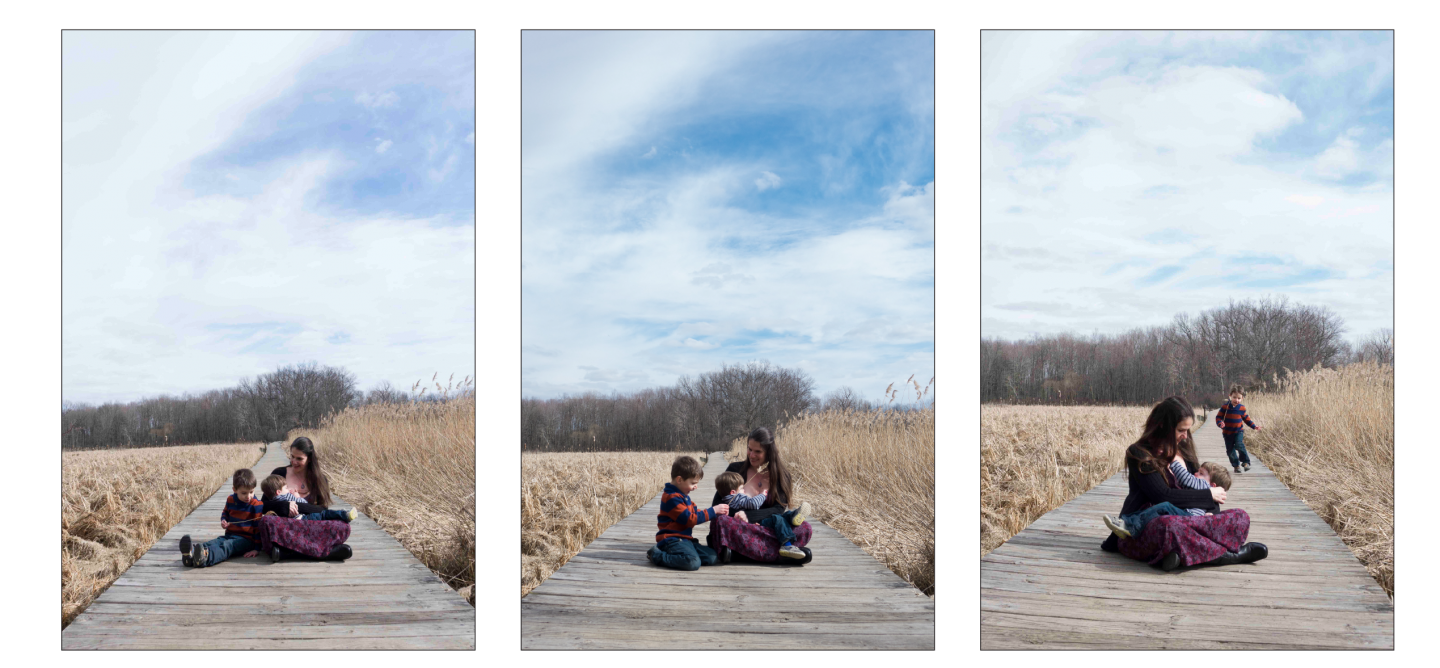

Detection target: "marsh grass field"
[62, 384, 480, 629]
[980, 362, 1394, 596]
[520, 405, 936, 598]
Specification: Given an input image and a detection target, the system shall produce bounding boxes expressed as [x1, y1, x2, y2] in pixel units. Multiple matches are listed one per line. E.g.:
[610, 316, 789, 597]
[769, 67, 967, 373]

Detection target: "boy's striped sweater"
[222, 494, 264, 539]
[655, 482, 716, 543]
[1216, 401, 1258, 435]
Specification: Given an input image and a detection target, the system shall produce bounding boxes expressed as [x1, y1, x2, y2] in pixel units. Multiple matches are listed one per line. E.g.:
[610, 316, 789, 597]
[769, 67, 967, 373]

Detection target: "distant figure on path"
[707, 427, 814, 565]
[1215, 385, 1262, 474]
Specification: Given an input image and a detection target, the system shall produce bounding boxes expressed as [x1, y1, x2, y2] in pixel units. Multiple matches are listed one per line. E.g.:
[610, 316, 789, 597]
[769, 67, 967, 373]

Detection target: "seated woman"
[706, 427, 813, 565]
[259, 437, 353, 562]
[1101, 396, 1268, 571]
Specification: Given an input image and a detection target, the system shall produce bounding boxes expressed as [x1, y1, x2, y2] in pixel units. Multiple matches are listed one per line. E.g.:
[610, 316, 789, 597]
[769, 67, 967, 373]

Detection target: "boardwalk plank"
[521, 451, 933, 649]
[981, 419, 1393, 649]
[62, 442, 474, 649]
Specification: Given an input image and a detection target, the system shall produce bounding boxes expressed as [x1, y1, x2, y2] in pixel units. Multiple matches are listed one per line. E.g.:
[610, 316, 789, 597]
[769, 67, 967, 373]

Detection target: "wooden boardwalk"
[522, 452, 934, 649]
[981, 419, 1393, 649]
[62, 443, 475, 649]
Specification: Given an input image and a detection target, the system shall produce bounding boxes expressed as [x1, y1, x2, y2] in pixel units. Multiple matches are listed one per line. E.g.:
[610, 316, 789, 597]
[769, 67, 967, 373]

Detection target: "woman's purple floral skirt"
[710, 514, 812, 562]
[1118, 508, 1249, 567]
[258, 515, 350, 558]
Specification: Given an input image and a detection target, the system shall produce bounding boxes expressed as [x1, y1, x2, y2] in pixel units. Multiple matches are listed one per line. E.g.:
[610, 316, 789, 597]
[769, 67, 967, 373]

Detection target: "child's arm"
[726, 490, 767, 510]
[1215, 404, 1225, 429]
[1240, 405, 1260, 430]
[1169, 460, 1209, 491]
[661, 494, 715, 529]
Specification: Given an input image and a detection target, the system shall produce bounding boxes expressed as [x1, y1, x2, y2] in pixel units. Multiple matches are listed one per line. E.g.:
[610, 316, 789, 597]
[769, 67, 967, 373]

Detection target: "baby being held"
[715, 471, 767, 516]
[1103, 460, 1231, 540]
[259, 474, 356, 523]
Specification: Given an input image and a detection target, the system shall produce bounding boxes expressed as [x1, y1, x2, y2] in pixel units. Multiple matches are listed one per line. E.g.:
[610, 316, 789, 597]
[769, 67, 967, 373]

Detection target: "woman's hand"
[1210, 486, 1227, 504]
[734, 511, 747, 522]
[288, 501, 299, 517]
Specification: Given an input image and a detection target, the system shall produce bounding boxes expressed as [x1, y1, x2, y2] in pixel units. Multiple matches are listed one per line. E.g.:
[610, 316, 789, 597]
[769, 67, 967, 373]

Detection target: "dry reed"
[727, 408, 936, 596]
[1244, 362, 1394, 597]
[521, 451, 706, 596]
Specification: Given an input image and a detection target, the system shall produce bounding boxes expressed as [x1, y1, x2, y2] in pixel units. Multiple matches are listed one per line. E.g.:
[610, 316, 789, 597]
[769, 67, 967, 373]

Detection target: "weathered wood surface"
[522, 452, 934, 649]
[981, 418, 1393, 649]
[63, 442, 474, 649]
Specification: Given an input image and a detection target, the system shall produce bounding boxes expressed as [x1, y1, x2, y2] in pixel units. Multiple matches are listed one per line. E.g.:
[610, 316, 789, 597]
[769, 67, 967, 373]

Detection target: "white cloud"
[755, 170, 782, 191]
[354, 90, 399, 108]
[641, 146, 657, 159]
[374, 138, 392, 154]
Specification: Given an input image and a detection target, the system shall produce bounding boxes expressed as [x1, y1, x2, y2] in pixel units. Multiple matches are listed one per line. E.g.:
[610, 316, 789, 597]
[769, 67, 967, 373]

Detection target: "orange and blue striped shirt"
[1216, 401, 1258, 435]
[222, 494, 264, 539]
[655, 482, 716, 543]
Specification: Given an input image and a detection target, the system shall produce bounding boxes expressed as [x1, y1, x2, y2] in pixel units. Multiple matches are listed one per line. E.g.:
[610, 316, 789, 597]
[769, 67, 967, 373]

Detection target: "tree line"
[981, 296, 1393, 407]
[521, 361, 930, 452]
[61, 363, 462, 450]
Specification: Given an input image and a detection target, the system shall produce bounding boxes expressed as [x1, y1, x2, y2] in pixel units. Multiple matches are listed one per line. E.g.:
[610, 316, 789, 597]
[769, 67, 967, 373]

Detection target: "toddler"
[715, 470, 812, 559]
[179, 469, 263, 567]
[1103, 461, 1231, 539]
[260, 474, 355, 523]
[648, 456, 728, 571]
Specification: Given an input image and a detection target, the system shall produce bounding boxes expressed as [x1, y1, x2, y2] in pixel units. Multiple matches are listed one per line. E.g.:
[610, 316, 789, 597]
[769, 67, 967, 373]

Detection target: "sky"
[62, 31, 476, 405]
[982, 31, 1393, 346]
[522, 31, 935, 404]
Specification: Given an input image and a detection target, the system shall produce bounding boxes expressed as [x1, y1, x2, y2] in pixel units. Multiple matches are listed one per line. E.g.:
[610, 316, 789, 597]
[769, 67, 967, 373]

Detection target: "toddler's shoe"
[1243, 463, 1251, 472]
[189, 542, 208, 569]
[1102, 515, 1131, 539]
[791, 501, 811, 527]
[346, 507, 358, 522]
[1234, 466, 1242, 473]
[179, 534, 193, 566]
[778, 543, 805, 560]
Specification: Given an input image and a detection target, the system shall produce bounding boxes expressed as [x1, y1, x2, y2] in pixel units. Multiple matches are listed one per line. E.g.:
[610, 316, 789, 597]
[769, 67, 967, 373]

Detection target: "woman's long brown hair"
[1126, 396, 1199, 484]
[748, 427, 793, 508]
[289, 436, 333, 508]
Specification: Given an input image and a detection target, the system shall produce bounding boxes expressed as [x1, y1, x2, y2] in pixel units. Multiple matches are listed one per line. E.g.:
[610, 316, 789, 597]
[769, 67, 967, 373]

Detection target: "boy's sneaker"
[190, 542, 208, 568]
[1243, 463, 1251, 472]
[179, 534, 193, 566]
[346, 507, 358, 522]
[791, 501, 811, 527]
[778, 543, 805, 559]
[1234, 466, 1242, 473]
[1102, 515, 1131, 539]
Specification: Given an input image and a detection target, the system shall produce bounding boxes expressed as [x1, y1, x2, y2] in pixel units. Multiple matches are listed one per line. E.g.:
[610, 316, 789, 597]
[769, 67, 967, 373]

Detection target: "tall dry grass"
[726, 408, 936, 596]
[981, 405, 1154, 555]
[290, 379, 476, 604]
[61, 442, 265, 628]
[521, 451, 706, 596]
[1244, 362, 1394, 597]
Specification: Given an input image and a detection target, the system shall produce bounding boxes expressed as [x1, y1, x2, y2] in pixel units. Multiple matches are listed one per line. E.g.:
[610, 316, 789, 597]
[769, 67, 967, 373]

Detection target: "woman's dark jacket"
[1100, 444, 1217, 552]
[710, 460, 791, 524]
[271, 466, 327, 509]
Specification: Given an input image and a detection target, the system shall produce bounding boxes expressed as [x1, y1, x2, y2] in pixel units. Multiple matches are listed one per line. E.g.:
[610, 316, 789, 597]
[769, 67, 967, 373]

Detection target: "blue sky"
[62, 31, 475, 404]
[522, 31, 934, 403]
[982, 31, 1393, 344]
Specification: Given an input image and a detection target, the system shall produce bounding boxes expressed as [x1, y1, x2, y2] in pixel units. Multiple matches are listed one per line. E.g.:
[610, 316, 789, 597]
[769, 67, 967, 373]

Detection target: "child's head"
[1228, 384, 1245, 403]
[232, 468, 257, 501]
[716, 471, 744, 496]
[670, 455, 704, 493]
[260, 474, 288, 501]
[1199, 462, 1232, 490]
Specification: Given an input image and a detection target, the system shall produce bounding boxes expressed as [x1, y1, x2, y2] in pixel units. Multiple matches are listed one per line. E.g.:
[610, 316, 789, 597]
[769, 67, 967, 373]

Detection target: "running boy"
[1216, 385, 1261, 473]
[259, 474, 356, 522]
[648, 456, 728, 571]
[714, 471, 812, 560]
[179, 469, 263, 567]
[1103, 461, 1232, 539]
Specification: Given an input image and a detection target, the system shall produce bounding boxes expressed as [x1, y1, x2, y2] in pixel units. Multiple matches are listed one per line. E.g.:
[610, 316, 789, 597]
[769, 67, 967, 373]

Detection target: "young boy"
[259, 474, 356, 522]
[647, 456, 728, 571]
[1216, 384, 1261, 473]
[713, 471, 812, 560]
[179, 469, 263, 567]
[1102, 461, 1232, 540]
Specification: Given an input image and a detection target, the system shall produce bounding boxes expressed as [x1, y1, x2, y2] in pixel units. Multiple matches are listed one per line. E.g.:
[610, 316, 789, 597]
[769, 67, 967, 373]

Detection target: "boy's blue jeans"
[760, 508, 803, 545]
[301, 509, 350, 522]
[1120, 502, 1190, 537]
[1223, 431, 1252, 467]
[649, 537, 717, 571]
[197, 534, 257, 567]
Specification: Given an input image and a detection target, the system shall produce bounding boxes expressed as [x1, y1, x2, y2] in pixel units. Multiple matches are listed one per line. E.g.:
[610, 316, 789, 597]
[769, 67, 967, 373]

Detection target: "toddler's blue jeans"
[1120, 502, 1191, 537]
[760, 508, 802, 546]
[1223, 430, 1252, 467]
[649, 537, 717, 571]
[301, 508, 351, 522]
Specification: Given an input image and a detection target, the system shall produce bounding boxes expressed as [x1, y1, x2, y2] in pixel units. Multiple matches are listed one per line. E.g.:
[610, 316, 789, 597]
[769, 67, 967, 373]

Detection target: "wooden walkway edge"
[521, 452, 935, 649]
[62, 442, 475, 649]
[981, 419, 1393, 649]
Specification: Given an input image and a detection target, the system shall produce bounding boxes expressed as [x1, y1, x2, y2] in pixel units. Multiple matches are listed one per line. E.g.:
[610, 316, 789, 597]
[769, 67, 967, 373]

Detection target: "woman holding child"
[259, 437, 354, 562]
[1100, 396, 1268, 571]
[706, 427, 815, 565]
